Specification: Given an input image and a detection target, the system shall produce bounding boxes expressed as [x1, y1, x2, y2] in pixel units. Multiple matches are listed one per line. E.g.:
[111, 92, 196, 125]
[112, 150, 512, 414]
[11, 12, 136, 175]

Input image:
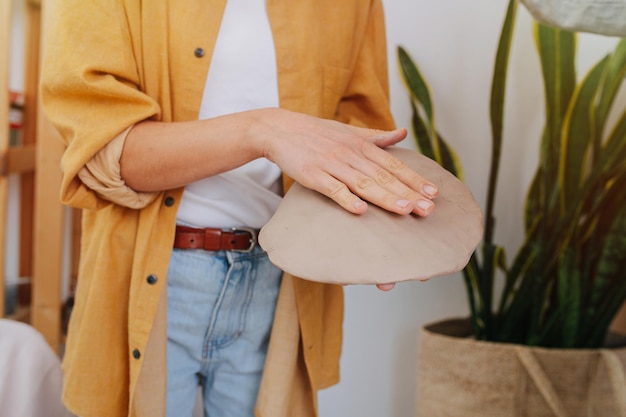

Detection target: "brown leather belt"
[173, 225, 258, 253]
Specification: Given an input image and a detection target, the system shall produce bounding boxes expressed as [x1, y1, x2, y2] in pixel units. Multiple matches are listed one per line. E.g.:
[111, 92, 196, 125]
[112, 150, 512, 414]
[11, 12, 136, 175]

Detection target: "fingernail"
[417, 199, 433, 211]
[354, 201, 367, 211]
[422, 184, 438, 198]
[396, 199, 411, 208]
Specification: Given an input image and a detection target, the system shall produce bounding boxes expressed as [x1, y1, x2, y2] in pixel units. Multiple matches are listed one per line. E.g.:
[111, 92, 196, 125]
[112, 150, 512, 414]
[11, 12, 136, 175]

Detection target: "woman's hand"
[257, 109, 438, 217]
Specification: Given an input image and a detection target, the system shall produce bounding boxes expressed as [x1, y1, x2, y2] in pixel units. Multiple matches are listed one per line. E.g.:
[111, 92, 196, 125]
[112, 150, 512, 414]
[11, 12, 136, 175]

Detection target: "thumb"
[369, 127, 408, 148]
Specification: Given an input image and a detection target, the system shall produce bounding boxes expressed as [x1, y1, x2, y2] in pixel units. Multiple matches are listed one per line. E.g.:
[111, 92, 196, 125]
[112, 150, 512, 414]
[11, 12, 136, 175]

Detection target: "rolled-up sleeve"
[77, 126, 158, 209]
[40, 0, 161, 210]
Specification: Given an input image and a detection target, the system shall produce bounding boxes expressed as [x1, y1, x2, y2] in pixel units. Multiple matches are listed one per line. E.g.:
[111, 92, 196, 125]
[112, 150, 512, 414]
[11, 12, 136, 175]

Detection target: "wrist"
[247, 107, 286, 161]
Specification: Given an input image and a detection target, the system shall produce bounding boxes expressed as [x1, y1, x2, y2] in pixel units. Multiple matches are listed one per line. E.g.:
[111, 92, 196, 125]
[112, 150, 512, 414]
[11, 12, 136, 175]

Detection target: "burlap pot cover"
[417, 318, 626, 417]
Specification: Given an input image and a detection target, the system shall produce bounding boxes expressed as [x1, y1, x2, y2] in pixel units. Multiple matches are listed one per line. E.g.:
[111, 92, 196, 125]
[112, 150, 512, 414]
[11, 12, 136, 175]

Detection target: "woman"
[40, 1, 438, 416]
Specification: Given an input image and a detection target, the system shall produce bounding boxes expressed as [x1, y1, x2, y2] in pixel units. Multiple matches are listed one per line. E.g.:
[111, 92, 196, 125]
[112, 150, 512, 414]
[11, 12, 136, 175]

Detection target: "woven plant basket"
[417, 318, 626, 417]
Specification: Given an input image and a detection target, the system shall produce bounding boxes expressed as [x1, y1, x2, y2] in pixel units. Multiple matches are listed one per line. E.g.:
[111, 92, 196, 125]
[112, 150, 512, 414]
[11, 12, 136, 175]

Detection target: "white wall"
[319, 1, 621, 416]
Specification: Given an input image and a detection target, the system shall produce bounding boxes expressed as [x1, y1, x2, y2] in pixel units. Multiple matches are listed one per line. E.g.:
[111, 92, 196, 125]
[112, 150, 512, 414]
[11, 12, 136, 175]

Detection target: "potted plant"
[398, 0, 626, 415]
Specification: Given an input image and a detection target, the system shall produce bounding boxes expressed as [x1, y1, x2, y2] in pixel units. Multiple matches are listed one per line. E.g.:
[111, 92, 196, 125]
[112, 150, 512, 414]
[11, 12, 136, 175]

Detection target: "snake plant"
[398, 0, 626, 348]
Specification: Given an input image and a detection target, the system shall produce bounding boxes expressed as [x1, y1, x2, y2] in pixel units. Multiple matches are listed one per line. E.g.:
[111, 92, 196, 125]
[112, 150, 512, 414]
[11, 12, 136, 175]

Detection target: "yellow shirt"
[40, 1, 395, 416]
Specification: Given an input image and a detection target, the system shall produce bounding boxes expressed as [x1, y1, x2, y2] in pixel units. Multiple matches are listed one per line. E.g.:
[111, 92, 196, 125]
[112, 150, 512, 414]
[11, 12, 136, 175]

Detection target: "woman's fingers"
[309, 164, 435, 217]
[325, 178, 370, 214]
[364, 142, 438, 197]
[347, 143, 439, 216]
[376, 283, 396, 291]
[262, 110, 438, 216]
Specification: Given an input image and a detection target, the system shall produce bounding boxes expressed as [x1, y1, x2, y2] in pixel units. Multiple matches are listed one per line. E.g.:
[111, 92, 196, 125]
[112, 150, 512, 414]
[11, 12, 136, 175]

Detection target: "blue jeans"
[166, 246, 282, 417]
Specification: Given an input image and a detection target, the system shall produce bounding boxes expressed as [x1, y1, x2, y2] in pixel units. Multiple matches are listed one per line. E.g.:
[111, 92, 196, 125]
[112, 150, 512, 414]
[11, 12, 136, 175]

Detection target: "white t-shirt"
[176, 0, 282, 229]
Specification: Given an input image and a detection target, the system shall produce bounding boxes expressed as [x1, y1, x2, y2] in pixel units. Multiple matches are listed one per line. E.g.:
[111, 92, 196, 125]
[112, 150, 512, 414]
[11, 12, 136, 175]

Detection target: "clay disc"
[258, 147, 483, 285]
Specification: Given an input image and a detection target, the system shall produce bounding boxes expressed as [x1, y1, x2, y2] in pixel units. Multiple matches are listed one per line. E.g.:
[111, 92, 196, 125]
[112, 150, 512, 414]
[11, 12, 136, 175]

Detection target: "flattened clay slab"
[258, 147, 483, 285]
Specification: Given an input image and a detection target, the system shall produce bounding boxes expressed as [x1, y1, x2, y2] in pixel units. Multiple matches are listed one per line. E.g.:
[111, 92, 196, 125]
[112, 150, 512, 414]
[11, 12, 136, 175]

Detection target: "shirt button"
[146, 275, 157, 285]
[194, 47, 205, 58]
[164, 196, 175, 207]
[132, 349, 141, 359]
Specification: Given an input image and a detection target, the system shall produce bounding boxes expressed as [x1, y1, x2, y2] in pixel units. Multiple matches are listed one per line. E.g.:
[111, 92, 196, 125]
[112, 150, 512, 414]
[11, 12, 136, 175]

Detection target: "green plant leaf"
[558, 247, 580, 348]
[477, 243, 507, 339]
[484, 0, 518, 245]
[584, 40, 626, 225]
[585, 282, 626, 348]
[603, 118, 626, 173]
[559, 56, 608, 213]
[398, 46, 438, 156]
[398, 46, 434, 123]
[435, 133, 463, 179]
[594, 39, 626, 158]
[409, 100, 435, 159]
[534, 24, 577, 222]
[525, 160, 545, 232]
[588, 172, 626, 289]
[401, 49, 464, 179]
[495, 243, 539, 343]
[583, 177, 626, 347]
[462, 255, 483, 339]
[534, 25, 577, 142]
[499, 215, 541, 313]
[596, 98, 626, 180]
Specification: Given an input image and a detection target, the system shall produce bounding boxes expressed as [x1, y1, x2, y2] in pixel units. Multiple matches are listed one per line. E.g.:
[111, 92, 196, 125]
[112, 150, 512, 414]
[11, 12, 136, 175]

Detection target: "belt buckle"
[230, 227, 257, 253]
